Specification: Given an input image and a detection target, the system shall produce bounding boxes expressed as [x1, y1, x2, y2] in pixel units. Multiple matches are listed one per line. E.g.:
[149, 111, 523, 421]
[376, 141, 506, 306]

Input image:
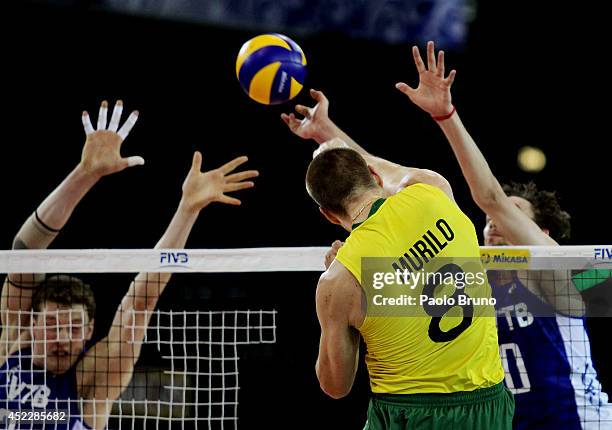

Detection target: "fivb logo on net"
[594, 247, 612, 260]
[159, 251, 190, 268]
[593, 246, 612, 267]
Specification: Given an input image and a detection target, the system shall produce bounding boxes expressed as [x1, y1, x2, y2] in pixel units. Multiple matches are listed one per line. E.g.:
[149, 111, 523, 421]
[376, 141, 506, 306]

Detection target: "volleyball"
[236, 33, 307, 105]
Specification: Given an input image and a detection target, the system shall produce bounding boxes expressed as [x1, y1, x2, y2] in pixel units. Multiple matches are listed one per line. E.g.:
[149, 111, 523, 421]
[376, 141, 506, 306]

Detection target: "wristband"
[432, 105, 456, 122]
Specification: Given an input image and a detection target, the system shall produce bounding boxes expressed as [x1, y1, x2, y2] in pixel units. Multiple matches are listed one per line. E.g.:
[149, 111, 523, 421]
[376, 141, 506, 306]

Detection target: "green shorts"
[364, 383, 514, 430]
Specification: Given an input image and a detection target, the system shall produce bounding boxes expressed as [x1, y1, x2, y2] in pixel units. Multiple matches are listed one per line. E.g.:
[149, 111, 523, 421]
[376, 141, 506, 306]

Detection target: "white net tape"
[0, 246, 610, 273]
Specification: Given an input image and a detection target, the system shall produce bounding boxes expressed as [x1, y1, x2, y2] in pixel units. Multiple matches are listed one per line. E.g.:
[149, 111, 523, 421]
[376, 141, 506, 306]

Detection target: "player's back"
[336, 183, 504, 394]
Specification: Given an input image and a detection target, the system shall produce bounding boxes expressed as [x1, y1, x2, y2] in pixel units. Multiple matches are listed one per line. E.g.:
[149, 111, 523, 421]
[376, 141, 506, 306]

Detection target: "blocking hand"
[395, 41, 456, 118]
[180, 152, 258, 212]
[80, 100, 143, 178]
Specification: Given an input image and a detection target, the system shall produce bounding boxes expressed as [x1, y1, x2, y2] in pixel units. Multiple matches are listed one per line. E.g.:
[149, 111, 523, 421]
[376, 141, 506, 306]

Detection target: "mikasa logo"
[492, 254, 528, 264]
[278, 71, 288, 92]
[480, 249, 530, 269]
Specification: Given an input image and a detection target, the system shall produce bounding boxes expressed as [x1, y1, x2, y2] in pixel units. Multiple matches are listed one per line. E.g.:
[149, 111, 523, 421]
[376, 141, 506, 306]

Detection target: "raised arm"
[395, 42, 554, 246]
[396, 42, 584, 315]
[281, 89, 453, 199]
[79, 152, 257, 429]
[1, 101, 142, 355]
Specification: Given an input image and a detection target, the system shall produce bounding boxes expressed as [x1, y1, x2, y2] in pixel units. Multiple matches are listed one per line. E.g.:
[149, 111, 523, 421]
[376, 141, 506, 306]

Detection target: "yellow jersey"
[335, 183, 504, 394]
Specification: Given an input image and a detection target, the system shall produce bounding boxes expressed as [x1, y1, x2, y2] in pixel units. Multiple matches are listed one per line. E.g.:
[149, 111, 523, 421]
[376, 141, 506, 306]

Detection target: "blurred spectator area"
[95, 0, 476, 48]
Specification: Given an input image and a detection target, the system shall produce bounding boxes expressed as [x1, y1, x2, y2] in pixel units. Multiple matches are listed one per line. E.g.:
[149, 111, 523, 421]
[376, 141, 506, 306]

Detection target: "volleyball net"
[0, 246, 610, 429]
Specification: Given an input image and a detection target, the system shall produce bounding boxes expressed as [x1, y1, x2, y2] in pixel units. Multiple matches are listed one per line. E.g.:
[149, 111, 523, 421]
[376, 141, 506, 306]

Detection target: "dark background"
[2, 1, 610, 429]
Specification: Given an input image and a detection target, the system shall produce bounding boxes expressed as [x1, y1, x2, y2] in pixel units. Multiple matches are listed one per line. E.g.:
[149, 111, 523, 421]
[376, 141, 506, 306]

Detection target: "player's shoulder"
[316, 262, 358, 304]
[395, 184, 455, 208]
[318, 259, 353, 287]
[396, 169, 453, 196]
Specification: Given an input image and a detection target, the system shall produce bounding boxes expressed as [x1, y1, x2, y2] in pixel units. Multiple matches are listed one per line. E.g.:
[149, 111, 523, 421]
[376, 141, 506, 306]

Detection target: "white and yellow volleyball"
[236, 33, 307, 105]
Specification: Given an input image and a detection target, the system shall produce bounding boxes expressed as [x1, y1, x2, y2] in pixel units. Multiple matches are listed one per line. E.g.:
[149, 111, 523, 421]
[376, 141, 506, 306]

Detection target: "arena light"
[517, 146, 546, 172]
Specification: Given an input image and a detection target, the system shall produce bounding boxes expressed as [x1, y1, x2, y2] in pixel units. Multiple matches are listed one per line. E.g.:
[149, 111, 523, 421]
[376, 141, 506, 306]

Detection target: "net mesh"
[110, 310, 276, 428]
[0, 265, 278, 430]
[0, 246, 610, 429]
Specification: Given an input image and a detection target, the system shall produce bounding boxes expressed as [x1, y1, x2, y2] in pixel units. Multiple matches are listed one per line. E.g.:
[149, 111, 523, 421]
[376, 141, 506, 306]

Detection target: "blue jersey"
[0, 348, 91, 429]
[492, 272, 611, 429]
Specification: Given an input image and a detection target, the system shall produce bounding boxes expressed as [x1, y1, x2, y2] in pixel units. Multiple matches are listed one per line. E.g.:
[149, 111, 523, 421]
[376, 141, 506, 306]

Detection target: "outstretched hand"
[180, 152, 258, 212]
[281, 89, 332, 142]
[80, 100, 144, 179]
[395, 41, 456, 117]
